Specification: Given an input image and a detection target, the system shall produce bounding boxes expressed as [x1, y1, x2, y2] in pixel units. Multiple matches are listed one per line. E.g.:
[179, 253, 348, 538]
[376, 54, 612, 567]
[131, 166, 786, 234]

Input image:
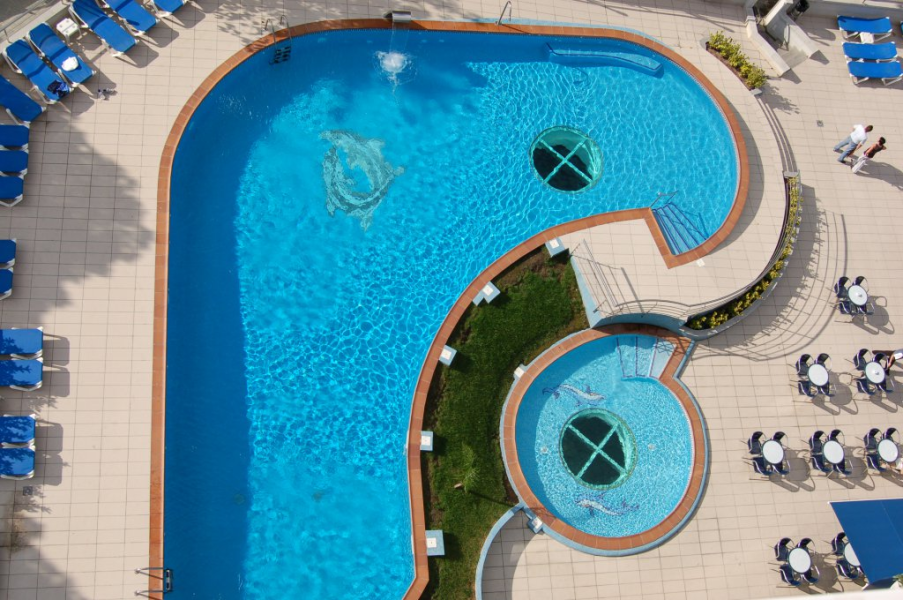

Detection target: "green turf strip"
[422, 250, 587, 599]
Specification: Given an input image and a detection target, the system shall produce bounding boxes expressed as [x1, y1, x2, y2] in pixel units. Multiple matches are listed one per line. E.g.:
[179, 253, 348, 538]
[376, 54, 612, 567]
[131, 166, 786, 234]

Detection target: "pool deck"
[0, 0, 901, 597]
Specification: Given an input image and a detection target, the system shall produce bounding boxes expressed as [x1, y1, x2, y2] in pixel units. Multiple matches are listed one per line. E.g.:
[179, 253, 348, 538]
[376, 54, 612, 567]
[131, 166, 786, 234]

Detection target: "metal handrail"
[497, 1, 512, 25]
[648, 190, 678, 210]
[0, 0, 58, 41]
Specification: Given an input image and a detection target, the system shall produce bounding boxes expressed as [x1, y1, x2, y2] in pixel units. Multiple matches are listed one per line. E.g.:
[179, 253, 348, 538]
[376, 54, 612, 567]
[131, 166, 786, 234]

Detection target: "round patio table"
[844, 544, 860, 567]
[865, 361, 886, 384]
[763, 440, 785, 465]
[879, 438, 900, 463]
[848, 285, 868, 307]
[824, 440, 845, 465]
[808, 363, 829, 387]
[788, 547, 812, 574]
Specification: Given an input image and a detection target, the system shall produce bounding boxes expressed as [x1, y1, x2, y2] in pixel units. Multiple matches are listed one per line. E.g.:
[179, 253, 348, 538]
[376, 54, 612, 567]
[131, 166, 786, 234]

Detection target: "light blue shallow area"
[515, 335, 693, 537]
[166, 29, 734, 599]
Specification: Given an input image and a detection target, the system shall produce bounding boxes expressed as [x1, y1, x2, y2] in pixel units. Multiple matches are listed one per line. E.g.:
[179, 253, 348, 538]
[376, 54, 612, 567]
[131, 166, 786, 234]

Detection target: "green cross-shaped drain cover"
[560, 408, 637, 489]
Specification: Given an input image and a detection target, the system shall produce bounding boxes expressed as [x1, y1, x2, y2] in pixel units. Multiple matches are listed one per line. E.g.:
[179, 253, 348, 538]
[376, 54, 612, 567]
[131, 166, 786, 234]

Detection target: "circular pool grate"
[530, 126, 603, 193]
[560, 409, 636, 489]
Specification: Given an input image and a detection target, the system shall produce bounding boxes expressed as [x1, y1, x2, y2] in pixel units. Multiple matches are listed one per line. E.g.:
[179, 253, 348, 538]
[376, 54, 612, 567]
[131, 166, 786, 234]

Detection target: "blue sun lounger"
[838, 16, 893, 41]
[0, 447, 34, 479]
[0, 328, 42, 359]
[0, 126, 29, 150]
[101, 0, 158, 36]
[0, 177, 24, 208]
[843, 42, 897, 62]
[0, 358, 42, 391]
[3, 40, 70, 105]
[0, 75, 44, 124]
[149, 0, 186, 17]
[70, 0, 137, 57]
[848, 59, 903, 85]
[0, 151, 28, 176]
[0, 268, 12, 299]
[0, 416, 35, 447]
[27, 24, 94, 88]
[0, 240, 15, 268]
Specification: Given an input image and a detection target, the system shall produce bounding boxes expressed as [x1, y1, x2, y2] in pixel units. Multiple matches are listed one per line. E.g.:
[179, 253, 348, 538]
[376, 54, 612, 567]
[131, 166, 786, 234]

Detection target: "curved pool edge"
[151, 19, 747, 600]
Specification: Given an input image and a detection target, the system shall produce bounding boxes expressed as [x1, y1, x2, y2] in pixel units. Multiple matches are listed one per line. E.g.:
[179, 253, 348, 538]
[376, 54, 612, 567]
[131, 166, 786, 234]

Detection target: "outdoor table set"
[775, 538, 819, 586]
[748, 431, 789, 476]
[854, 348, 894, 394]
[831, 532, 864, 580]
[834, 275, 875, 316]
[809, 429, 849, 475]
[863, 427, 900, 472]
[796, 353, 832, 397]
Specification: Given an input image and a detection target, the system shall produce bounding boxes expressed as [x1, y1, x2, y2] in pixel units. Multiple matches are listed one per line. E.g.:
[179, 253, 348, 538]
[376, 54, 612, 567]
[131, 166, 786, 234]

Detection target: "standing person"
[834, 123, 873, 164]
[852, 137, 886, 173]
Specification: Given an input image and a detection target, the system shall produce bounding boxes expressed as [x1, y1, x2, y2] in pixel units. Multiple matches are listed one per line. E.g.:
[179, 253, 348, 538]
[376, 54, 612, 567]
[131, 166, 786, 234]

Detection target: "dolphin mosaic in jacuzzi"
[575, 492, 640, 517]
[542, 383, 606, 405]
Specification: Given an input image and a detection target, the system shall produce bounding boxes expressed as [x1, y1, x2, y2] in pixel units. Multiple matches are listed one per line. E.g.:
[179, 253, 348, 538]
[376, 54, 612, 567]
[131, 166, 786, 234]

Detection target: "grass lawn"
[422, 249, 588, 599]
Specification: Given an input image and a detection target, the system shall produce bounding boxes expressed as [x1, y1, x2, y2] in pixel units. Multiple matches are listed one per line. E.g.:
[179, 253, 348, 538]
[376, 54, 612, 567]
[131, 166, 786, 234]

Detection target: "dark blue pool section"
[165, 27, 738, 599]
[165, 71, 266, 598]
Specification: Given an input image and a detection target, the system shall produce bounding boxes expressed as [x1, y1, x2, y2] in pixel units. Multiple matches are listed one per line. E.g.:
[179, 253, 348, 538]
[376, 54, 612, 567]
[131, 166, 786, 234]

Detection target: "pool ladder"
[497, 1, 512, 25]
[134, 567, 173, 596]
[263, 15, 293, 64]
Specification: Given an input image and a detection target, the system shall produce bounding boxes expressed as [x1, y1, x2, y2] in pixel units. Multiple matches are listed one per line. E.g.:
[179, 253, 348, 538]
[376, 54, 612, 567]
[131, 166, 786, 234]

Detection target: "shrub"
[686, 177, 801, 330]
[708, 31, 768, 89]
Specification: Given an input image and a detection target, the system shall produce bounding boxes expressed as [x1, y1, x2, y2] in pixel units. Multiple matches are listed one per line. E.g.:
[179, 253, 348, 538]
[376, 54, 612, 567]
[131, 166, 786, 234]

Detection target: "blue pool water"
[166, 29, 734, 598]
[514, 335, 693, 537]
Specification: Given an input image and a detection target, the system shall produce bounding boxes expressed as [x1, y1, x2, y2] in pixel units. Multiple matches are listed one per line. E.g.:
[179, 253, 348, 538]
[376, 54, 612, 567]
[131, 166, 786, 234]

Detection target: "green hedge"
[687, 176, 800, 330]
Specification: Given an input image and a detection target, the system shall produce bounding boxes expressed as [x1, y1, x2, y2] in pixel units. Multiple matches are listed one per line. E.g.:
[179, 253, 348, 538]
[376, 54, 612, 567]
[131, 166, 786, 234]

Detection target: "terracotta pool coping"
[152, 19, 748, 599]
[499, 325, 705, 554]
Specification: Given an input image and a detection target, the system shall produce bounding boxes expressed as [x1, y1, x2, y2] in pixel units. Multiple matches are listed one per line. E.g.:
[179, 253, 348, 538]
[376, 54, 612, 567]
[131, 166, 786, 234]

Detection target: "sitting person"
[885, 348, 903, 372]
[852, 137, 886, 173]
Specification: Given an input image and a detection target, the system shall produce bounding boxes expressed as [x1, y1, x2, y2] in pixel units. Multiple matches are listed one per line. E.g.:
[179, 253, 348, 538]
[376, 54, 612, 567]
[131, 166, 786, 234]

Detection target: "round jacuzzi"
[502, 329, 707, 553]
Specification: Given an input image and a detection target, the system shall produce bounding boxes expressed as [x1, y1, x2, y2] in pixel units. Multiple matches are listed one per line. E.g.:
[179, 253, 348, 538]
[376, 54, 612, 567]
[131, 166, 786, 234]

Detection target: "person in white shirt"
[834, 123, 873, 164]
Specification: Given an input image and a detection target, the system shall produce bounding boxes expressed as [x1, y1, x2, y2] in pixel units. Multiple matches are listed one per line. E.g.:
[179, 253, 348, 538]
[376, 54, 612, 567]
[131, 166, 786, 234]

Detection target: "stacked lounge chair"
[0, 358, 43, 391]
[27, 24, 95, 88]
[838, 16, 893, 42]
[0, 178, 24, 208]
[0, 415, 36, 447]
[0, 151, 28, 176]
[3, 40, 71, 105]
[0, 268, 13, 300]
[0, 447, 34, 479]
[842, 41, 897, 61]
[99, 0, 158, 36]
[848, 60, 903, 85]
[0, 75, 45, 124]
[0, 126, 29, 150]
[0, 240, 16, 268]
[70, 0, 137, 57]
[0, 328, 43, 359]
[149, 0, 187, 18]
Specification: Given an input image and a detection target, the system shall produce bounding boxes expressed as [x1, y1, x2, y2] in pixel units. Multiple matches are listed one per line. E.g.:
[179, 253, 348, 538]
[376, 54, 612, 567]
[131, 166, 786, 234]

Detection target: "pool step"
[651, 201, 707, 255]
[616, 336, 674, 380]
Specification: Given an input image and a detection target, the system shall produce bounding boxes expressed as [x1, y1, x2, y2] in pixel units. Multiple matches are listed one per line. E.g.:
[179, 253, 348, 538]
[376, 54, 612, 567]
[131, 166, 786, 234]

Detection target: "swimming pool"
[501, 328, 706, 553]
[164, 25, 735, 598]
[514, 335, 691, 538]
